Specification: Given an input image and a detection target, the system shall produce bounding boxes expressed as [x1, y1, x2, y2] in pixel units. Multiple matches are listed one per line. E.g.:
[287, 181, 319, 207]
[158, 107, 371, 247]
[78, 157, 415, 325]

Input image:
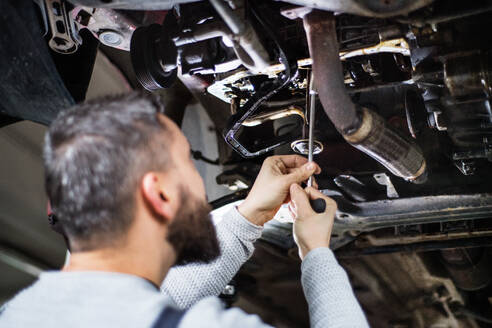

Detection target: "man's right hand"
[289, 184, 337, 260]
[238, 155, 321, 226]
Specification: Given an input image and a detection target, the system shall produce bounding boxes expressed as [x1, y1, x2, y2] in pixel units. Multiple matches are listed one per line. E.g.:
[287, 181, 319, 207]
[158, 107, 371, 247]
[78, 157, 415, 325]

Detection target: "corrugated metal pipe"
[302, 10, 427, 183]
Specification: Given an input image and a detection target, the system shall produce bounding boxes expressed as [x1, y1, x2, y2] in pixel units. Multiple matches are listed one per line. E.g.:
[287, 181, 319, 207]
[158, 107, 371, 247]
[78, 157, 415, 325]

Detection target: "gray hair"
[44, 92, 174, 251]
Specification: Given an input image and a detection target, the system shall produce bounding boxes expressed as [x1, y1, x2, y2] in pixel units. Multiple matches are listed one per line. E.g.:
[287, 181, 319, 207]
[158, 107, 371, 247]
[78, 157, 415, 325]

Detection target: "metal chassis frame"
[325, 190, 492, 234]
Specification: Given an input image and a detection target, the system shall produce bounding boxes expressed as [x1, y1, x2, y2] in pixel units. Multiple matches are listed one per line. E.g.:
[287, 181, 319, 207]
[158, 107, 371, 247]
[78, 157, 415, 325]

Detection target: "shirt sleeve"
[179, 296, 273, 328]
[301, 247, 369, 328]
[162, 206, 263, 309]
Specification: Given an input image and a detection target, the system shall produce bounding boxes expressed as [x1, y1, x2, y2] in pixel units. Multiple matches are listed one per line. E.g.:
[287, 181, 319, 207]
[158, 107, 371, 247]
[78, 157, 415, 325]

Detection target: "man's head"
[44, 93, 220, 267]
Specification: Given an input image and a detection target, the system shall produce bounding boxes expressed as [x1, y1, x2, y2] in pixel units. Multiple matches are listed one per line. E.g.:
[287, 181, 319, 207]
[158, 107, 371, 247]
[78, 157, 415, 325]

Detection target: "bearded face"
[166, 187, 221, 266]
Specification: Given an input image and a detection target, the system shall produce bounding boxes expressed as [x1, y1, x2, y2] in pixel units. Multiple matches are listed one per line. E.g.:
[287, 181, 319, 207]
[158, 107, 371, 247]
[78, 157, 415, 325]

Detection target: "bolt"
[99, 30, 123, 46]
[348, 230, 360, 237]
[222, 284, 235, 296]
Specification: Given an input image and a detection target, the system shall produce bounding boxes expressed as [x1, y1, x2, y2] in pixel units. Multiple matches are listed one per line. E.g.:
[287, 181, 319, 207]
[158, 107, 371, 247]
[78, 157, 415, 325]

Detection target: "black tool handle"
[310, 198, 326, 213]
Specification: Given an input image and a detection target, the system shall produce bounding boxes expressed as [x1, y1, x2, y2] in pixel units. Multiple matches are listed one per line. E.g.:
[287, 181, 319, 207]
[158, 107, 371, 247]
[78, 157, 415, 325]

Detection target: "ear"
[141, 172, 176, 224]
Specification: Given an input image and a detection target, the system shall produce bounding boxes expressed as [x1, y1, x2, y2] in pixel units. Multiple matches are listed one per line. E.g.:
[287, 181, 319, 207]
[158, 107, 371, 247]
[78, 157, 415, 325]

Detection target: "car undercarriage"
[1, 0, 492, 326]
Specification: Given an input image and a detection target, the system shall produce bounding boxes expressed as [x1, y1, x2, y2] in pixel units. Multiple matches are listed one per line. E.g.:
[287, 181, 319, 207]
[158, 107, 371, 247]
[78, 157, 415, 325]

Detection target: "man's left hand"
[237, 155, 321, 226]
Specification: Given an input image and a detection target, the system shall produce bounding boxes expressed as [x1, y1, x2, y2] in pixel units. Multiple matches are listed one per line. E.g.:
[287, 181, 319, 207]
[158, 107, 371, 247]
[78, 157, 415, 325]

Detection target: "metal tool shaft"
[305, 72, 326, 213]
[307, 74, 316, 187]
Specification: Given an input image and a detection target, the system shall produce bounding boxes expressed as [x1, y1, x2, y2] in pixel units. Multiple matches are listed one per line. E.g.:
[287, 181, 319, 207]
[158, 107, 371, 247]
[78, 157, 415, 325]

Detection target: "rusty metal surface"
[440, 248, 492, 291]
[303, 10, 427, 183]
[344, 108, 427, 182]
[336, 236, 492, 258]
[281, 0, 434, 18]
[236, 239, 482, 327]
[444, 52, 492, 98]
[303, 10, 360, 134]
[68, 0, 434, 17]
[358, 230, 492, 247]
[318, 190, 492, 250]
[326, 191, 492, 235]
[339, 252, 479, 327]
[67, 0, 197, 10]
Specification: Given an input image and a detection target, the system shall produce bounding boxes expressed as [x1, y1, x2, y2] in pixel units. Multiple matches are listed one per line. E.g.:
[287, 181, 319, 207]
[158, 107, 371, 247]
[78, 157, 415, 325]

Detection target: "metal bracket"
[454, 160, 476, 175]
[373, 173, 399, 198]
[44, 0, 82, 54]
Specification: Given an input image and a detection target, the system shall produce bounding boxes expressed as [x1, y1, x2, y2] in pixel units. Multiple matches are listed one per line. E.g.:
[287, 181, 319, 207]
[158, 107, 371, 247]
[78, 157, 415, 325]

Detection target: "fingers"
[284, 161, 321, 186]
[288, 201, 296, 218]
[311, 176, 319, 189]
[264, 156, 321, 188]
[289, 184, 313, 217]
[268, 155, 321, 172]
[285, 169, 319, 189]
[274, 155, 308, 169]
[305, 186, 325, 199]
[304, 187, 338, 211]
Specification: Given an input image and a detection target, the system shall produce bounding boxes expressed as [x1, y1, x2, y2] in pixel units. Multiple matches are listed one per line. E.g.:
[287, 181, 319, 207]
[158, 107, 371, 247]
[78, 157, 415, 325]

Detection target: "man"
[0, 93, 368, 327]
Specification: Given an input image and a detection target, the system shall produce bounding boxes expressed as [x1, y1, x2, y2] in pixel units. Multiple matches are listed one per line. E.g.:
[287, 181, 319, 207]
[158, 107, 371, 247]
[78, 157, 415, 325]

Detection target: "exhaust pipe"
[302, 10, 427, 183]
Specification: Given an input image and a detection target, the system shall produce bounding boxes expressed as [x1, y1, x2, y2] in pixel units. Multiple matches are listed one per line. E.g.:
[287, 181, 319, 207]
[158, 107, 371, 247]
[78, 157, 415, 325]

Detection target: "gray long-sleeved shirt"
[0, 206, 368, 327]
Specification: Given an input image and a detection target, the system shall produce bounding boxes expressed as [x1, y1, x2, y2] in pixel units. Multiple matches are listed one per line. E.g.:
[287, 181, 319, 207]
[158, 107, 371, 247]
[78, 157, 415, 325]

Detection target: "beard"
[166, 187, 221, 266]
